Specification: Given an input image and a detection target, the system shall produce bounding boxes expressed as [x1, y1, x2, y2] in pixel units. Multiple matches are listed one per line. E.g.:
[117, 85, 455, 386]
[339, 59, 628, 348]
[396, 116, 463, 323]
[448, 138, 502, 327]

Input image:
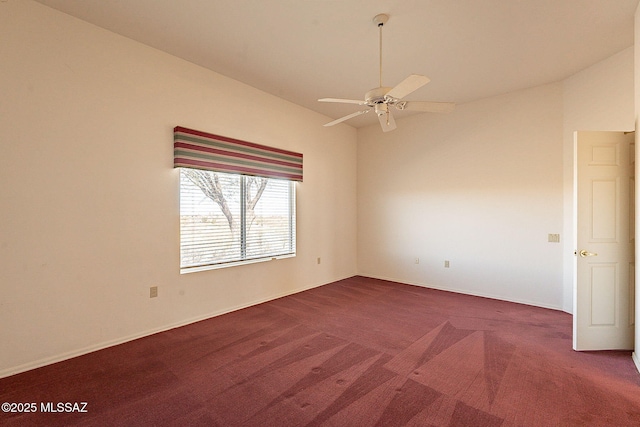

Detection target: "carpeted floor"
[2, 276, 640, 426]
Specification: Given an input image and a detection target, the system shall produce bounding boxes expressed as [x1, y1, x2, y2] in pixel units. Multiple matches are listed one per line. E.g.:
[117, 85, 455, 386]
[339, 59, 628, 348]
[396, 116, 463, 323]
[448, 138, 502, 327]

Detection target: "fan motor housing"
[365, 87, 393, 106]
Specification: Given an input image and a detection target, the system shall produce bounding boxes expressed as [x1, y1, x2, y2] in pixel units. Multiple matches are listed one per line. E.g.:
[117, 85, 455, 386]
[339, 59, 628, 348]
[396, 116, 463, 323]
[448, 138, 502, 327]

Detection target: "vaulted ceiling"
[35, 0, 639, 128]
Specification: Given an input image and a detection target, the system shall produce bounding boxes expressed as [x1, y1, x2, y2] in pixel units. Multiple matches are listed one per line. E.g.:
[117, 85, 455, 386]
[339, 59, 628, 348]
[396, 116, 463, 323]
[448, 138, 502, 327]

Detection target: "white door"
[574, 131, 635, 351]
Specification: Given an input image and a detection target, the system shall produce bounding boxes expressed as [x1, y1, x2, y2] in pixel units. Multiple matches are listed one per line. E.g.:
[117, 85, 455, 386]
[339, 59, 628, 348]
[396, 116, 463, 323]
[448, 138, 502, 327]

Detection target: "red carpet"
[1, 276, 639, 426]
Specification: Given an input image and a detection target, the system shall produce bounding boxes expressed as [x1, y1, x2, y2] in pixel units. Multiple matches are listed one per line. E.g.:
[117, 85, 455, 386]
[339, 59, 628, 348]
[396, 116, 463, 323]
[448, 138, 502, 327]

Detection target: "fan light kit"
[319, 13, 455, 132]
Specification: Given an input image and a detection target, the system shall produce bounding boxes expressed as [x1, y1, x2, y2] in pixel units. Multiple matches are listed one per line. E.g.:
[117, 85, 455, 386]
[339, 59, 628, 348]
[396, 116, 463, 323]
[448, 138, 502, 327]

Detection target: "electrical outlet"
[548, 234, 560, 243]
[444, 260, 450, 268]
[150, 286, 158, 298]
[415, 257, 420, 264]
[317, 257, 321, 265]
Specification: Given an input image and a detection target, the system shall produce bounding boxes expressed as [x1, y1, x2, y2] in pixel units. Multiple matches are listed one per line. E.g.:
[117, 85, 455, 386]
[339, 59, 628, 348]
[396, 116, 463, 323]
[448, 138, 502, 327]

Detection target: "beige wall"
[634, 3, 640, 372]
[0, 1, 357, 377]
[356, 47, 634, 312]
[357, 83, 565, 309]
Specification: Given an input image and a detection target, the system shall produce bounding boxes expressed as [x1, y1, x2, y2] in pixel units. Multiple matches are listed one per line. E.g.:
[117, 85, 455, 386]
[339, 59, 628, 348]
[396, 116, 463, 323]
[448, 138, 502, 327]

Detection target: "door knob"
[579, 250, 598, 257]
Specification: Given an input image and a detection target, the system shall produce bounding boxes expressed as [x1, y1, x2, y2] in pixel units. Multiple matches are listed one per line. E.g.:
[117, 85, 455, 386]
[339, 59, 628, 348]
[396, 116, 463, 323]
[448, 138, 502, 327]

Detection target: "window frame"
[179, 168, 297, 274]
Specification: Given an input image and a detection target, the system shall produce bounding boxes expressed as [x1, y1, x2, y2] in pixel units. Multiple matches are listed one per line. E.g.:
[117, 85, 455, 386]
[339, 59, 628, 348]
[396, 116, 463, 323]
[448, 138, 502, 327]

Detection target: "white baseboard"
[362, 274, 564, 312]
[0, 278, 338, 379]
[0, 274, 567, 379]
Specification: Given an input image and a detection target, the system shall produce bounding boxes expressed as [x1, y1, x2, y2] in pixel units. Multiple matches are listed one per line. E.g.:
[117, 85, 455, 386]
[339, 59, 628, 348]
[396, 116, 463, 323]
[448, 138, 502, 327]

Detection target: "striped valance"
[174, 126, 303, 182]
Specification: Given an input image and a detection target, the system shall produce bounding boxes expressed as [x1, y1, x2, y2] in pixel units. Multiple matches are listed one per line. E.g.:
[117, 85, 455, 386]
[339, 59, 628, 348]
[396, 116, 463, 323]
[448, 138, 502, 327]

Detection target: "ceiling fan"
[319, 14, 455, 132]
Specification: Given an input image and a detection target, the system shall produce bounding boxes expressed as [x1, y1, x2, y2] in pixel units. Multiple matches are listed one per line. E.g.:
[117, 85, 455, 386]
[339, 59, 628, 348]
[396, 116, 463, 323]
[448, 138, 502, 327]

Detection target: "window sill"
[180, 253, 296, 274]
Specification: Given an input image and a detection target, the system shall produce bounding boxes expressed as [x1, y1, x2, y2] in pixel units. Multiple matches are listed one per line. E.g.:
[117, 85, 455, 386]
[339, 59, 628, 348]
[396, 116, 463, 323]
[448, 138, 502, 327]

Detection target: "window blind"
[180, 170, 295, 269]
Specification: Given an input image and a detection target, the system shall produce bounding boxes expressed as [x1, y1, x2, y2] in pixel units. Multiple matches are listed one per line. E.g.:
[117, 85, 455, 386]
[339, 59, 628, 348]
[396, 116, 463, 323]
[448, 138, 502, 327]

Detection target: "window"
[180, 168, 296, 271]
[173, 126, 302, 272]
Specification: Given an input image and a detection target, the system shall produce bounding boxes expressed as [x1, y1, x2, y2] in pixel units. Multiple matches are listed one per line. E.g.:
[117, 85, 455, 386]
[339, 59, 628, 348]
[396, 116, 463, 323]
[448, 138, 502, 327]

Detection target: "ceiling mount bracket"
[373, 13, 389, 27]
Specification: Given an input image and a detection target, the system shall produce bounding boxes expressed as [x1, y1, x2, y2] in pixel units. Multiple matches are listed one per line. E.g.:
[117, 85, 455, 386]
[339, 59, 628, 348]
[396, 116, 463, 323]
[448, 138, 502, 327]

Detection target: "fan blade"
[323, 109, 370, 127]
[397, 101, 455, 113]
[377, 109, 396, 132]
[318, 98, 366, 105]
[385, 74, 430, 100]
